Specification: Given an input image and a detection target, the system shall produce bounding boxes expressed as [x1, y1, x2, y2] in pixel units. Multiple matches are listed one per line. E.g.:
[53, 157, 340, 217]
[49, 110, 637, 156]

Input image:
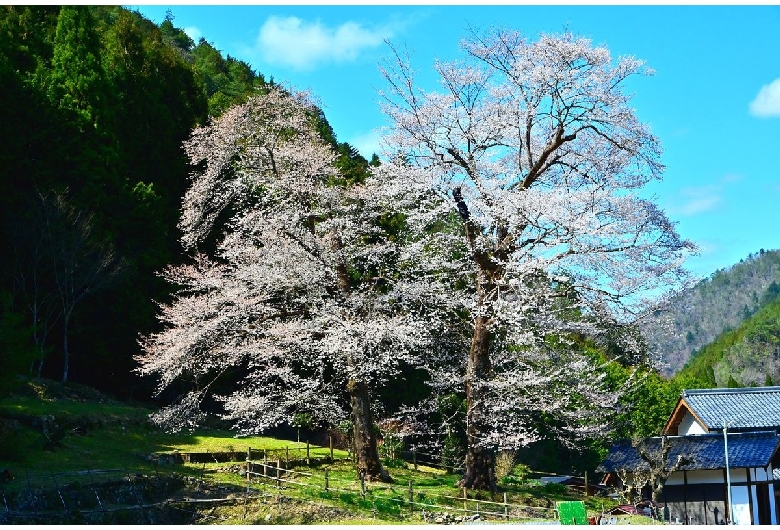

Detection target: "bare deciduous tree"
[5, 189, 123, 382]
[45, 191, 124, 382]
[6, 191, 61, 377]
[629, 435, 691, 503]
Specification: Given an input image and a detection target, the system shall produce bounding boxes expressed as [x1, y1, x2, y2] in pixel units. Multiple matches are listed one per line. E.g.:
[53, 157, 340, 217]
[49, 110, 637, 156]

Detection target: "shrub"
[441, 431, 464, 473]
[511, 462, 532, 481]
[499, 475, 523, 486]
[495, 450, 517, 480]
[541, 481, 567, 495]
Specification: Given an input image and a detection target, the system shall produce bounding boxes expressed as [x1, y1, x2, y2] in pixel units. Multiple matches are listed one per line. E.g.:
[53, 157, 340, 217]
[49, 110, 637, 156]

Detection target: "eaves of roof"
[597, 431, 780, 473]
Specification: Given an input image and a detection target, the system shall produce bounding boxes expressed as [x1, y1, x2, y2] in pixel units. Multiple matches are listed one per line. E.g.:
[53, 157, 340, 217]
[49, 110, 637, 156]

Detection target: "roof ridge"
[641, 431, 779, 441]
[683, 386, 780, 397]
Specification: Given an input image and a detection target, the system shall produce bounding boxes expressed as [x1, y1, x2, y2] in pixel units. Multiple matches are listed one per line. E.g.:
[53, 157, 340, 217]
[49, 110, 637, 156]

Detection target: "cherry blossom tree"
[376, 29, 697, 491]
[136, 87, 433, 482]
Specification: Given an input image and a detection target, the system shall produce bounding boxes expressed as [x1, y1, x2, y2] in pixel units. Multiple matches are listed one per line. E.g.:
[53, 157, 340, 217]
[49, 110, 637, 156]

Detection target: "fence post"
[325, 469, 329, 492]
[413, 449, 417, 471]
[25, 470, 38, 517]
[286, 446, 289, 467]
[50, 473, 68, 512]
[2, 486, 10, 516]
[276, 459, 281, 488]
[306, 441, 310, 465]
[244, 462, 252, 520]
[408, 480, 414, 512]
[584, 471, 589, 497]
[462, 487, 467, 513]
[87, 468, 106, 515]
[247, 447, 252, 462]
[503, 492, 508, 520]
[329, 435, 334, 463]
[124, 467, 146, 520]
[361, 473, 366, 500]
[263, 453, 268, 478]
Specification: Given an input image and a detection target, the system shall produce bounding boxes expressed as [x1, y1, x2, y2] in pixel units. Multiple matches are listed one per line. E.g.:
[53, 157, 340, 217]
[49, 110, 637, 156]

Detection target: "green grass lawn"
[0, 379, 344, 488]
[0, 418, 347, 489]
[0, 378, 625, 524]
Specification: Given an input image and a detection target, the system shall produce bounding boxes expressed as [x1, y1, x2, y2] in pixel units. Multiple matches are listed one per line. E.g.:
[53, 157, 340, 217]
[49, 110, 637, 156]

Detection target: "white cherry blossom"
[376, 29, 696, 490]
[137, 87, 433, 482]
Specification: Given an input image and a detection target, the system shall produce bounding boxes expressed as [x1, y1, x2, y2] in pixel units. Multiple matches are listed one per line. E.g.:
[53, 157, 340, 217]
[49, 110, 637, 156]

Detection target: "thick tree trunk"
[459, 314, 496, 492]
[461, 445, 496, 492]
[349, 379, 392, 483]
[452, 184, 502, 491]
[330, 232, 390, 482]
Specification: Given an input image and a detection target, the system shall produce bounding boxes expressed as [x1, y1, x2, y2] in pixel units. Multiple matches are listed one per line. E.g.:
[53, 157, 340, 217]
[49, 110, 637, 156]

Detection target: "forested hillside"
[0, 6, 370, 398]
[674, 294, 780, 387]
[641, 249, 780, 376]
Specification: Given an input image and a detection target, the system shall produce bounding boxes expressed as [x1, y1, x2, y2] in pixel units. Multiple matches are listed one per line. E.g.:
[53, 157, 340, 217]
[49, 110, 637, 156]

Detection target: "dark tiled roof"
[683, 386, 780, 430]
[597, 431, 780, 473]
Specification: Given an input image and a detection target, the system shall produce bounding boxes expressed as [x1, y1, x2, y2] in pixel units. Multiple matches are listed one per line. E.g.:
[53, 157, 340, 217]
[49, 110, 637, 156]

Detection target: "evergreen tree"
[46, 6, 122, 231]
[190, 37, 267, 117]
[159, 9, 194, 53]
[48, 6, 112, 131]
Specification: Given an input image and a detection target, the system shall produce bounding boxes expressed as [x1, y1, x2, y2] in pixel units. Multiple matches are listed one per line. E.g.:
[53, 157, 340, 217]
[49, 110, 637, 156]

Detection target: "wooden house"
[598, 386, 780, 525]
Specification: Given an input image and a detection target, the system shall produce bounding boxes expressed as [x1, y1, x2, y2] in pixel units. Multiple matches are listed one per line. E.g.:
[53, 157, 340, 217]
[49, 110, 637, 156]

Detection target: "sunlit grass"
[157, 430, 348, 459]
[0, 378, 622, 524]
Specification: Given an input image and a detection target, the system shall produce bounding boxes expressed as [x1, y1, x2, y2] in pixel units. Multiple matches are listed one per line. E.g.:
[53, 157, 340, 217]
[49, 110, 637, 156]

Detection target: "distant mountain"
[674, 294, 780, 386]
[641, 248, 780, 376]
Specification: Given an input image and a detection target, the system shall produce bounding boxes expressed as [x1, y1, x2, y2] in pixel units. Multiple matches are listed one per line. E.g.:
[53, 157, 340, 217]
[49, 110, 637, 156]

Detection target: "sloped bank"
[0, 473, 233, 524]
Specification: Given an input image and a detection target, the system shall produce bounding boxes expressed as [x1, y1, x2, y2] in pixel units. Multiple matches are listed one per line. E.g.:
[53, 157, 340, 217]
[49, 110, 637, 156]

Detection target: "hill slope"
[675, 295, 780, 387]
[640, 249, 780, 375]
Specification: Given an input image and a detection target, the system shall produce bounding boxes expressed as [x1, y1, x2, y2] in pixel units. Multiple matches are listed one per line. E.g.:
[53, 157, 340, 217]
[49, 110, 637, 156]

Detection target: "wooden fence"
[1, 440, 601, 524]
[244, 459, 560, 523]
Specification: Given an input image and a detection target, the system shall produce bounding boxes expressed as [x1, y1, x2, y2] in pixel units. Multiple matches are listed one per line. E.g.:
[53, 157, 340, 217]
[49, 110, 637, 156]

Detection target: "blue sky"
[129, 4, 780, 280]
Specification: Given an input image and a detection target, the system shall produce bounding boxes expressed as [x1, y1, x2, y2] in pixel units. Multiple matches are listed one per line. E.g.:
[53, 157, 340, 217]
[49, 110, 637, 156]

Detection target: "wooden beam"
[663, 397, 708, 435]
[683, 469, 689, 524]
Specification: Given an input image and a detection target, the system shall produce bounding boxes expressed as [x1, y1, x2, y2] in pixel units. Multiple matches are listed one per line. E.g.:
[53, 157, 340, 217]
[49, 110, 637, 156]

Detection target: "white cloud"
[720, 173, 742, 184]
[253, 16, 393, 71]
[184, 26, 202, 44]
[676, 194, 721, 216]
[666, 173, 743, 217]
[749, 78, 780, 118]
